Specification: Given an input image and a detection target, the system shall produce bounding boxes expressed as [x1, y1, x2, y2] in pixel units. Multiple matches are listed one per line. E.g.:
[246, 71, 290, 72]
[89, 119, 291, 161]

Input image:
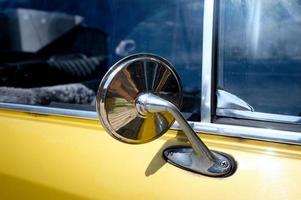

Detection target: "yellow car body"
[1, 0, 301, 199]
[0, 109, 300, 199]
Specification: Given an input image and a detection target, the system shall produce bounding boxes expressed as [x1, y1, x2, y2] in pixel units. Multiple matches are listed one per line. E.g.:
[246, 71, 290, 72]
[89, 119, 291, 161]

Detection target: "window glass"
[0, 0, 203, 121]
[218, 0, 301, 116]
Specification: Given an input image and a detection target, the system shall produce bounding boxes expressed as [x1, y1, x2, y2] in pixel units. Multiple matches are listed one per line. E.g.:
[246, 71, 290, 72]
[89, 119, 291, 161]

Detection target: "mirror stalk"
[136, 93, 235, 177]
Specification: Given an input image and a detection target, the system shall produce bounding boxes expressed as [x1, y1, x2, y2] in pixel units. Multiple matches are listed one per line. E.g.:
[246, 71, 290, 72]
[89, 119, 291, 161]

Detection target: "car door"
[1, 0, 301, 199]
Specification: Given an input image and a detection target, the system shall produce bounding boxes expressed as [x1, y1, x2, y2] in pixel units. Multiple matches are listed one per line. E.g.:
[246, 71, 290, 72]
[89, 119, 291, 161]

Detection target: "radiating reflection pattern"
[97, 54, 182, 143]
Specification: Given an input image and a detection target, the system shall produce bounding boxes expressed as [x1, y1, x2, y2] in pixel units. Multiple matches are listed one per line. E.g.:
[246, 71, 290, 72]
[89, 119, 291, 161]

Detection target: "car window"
[217, 0, 301, 119]
[0, 0, 204, 121]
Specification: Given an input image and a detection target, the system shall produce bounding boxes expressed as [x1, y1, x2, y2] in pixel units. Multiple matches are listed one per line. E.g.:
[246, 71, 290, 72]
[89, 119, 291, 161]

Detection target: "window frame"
[1, 0, 301, 145]
[215, 0, 301, 125]
[198, 0, 301, 145]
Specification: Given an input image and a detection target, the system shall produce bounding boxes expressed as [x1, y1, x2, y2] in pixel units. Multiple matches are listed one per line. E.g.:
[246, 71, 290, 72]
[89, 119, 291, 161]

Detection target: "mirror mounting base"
[163, 147, 237, 177]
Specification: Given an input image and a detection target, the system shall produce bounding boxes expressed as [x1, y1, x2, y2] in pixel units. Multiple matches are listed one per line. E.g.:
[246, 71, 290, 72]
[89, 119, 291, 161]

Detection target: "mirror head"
[96, 54, 182, 144]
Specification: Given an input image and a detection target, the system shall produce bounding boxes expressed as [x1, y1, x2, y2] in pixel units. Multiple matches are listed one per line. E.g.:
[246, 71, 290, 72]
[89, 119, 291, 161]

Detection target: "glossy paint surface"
[0, 109, 301, 199]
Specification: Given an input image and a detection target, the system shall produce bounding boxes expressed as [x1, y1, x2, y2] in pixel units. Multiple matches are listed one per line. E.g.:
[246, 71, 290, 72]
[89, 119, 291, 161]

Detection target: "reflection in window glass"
[218, 0, 301, 116]
[0, 0, 203, 121]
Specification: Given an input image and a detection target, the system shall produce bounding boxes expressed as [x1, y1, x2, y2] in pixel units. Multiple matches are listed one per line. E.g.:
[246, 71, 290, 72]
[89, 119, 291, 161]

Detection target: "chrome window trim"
[171, 122, 301, 145]
[0, 102, 97, 119]
[213, 0, 301, 126]
[217, 109, 301, 125]
[201, 0, 215, 123]
[1, 102, 301, 145]
[199, 0, 301, 145]
[1, 0, 301, 146]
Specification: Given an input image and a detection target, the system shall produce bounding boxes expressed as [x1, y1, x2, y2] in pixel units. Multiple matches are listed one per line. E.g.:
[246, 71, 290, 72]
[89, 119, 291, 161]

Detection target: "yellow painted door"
[0, 109, 301, 200]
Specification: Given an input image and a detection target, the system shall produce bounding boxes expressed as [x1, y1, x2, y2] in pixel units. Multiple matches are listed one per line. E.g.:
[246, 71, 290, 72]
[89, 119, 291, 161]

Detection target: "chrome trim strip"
[0, 102, 97, 119]
[171, 122, 301, 145]
[217, 108, 301, 125]
[0, 102, 300, 145]
[201, 0, 215, 123]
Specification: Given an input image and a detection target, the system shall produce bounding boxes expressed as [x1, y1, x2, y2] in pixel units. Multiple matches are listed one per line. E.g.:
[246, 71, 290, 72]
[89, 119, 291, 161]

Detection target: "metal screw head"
[221, 160, 229, 168]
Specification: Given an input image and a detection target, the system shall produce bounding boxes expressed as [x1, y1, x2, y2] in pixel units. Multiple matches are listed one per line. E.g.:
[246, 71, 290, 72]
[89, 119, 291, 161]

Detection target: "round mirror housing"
[96, 54, 182, 144]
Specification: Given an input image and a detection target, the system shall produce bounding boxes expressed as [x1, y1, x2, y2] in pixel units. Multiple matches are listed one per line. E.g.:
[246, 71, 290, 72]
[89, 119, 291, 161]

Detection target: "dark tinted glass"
[0, 0, 203, 120]
[218, 0, 301, 116]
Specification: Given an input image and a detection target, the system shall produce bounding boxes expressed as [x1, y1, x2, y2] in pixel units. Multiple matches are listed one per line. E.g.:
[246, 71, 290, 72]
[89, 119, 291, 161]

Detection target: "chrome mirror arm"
[136, 93, 236, 177]
[136, 93, 214, 159]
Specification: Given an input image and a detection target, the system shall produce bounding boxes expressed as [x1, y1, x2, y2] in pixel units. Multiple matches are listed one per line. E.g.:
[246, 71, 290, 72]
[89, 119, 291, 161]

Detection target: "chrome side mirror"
[96, 54, 236, 177]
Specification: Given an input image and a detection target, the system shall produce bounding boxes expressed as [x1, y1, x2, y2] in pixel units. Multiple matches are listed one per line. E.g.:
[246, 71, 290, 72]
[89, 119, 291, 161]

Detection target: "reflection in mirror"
[96, 54, 182, 143]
